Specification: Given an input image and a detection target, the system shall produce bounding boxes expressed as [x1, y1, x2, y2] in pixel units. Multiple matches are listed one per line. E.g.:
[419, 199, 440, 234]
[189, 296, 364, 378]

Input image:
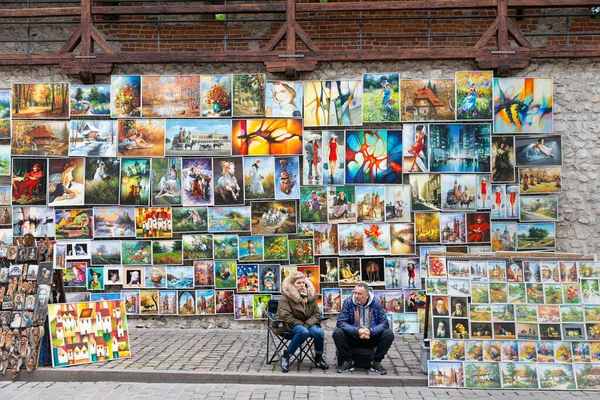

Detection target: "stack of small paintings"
[428, 256, 600, 390]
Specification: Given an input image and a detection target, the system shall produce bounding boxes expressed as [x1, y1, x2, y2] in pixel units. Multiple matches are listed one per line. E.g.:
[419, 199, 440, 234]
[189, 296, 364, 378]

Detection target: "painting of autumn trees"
[142, 76, 201, 118]
[12, 83, 70, 119]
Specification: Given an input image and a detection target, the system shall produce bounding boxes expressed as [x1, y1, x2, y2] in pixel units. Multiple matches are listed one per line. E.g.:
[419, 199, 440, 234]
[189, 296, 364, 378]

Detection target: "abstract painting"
[345, 130, 402, 184]
[303, 80, 363, 127]
[232, 119, 302, 156]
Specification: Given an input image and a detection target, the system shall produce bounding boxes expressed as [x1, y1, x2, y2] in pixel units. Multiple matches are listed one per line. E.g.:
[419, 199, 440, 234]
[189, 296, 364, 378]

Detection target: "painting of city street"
[429, 124, 491, 173]
[165, 120, 232, 156]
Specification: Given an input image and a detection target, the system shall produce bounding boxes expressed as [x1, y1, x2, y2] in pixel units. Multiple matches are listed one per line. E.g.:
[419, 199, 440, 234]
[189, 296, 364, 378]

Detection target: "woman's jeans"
[287, 324, 324, 355]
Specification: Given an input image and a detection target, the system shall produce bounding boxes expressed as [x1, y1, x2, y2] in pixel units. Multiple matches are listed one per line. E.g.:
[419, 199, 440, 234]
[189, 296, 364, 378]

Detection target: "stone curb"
[0, 367, 427, 387]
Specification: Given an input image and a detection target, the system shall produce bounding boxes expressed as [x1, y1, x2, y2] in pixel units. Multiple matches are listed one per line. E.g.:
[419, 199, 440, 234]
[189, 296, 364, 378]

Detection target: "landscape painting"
[400, 79, 455, 122]
[69, 120, 117, 157]
[70, 84, 110, 116]
[362, 73, 400, 123]
[141, 75, 200, 118]
[519, 167, 562, 194]
[0, 91, 10, 138]
[12, 121, 69, 157]
[455, 71, 493, 121]
[233, 74, 266, 117]
[165, 119, 232, 156]
[12, 83, 69, 119]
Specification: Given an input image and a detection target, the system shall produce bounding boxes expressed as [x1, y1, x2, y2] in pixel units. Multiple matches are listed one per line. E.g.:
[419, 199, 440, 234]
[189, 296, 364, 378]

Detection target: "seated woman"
[119, 129, 154, 151]
[276, 271, 328, 372]
[49, 161, 79, 204]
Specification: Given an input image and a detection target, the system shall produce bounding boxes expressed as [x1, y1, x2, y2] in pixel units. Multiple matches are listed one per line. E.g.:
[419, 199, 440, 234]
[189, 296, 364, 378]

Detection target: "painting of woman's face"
[273, 83, 295, 105]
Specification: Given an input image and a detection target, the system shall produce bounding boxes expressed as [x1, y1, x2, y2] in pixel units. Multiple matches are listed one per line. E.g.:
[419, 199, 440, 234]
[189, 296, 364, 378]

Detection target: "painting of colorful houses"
[48, 300, 131, 367]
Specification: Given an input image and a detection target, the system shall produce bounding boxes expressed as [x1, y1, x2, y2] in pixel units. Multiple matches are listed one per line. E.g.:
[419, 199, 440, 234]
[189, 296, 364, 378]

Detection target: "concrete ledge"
[1, 367, 427, 387]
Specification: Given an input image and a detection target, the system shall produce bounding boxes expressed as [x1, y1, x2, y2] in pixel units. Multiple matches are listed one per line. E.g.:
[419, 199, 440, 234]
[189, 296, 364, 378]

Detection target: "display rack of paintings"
[427, 253, 600, 390]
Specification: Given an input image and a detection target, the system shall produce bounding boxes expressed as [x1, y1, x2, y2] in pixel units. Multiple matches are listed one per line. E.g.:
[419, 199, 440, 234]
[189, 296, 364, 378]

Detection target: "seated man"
[333, 282, 394, 375]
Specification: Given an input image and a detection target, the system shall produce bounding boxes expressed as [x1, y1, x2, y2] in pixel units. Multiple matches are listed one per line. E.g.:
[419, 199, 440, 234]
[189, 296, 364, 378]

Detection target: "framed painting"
[201, 75, 232, 117]
[12, 121, 69, 157]
[265, 80, 303, 118]
[117, 119, 165, 158]
[141, 75, 200, 118]
[85, 157, 120, 205]
[400, 79, 455, 122]
[165, 119, 232, 156]
[232, 119, 302, 156]
[455, 71, 493, 121]
[70, 84, 110, 116]
[12, 83, 69, 119]
[111, 75, 141, 118]
[232, 74, 266, 117]
[362, 73, 400, 123]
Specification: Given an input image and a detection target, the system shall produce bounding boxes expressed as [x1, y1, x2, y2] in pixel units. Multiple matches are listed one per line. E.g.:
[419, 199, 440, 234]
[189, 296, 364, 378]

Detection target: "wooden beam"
[93, 4, 285, 16]
[81, 0, 92, 56]
[297, 0, 496, 12]
[264, 24, 288, 52]
[286, 0, 296, 55]
[295, 23, 319, 52]
[0, 8, 80, 19]
[507, 0, 600, 6]
[58, 25, 83, 55]
[90, 25, 115, 54]
[474, 17, 500, 50]
[506, 17, 533, 48]
[497, 0, 509, 51]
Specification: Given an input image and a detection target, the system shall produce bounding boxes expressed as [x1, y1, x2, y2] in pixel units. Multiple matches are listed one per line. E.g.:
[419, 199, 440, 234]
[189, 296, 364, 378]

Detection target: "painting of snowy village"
[48, 300, 131, 367]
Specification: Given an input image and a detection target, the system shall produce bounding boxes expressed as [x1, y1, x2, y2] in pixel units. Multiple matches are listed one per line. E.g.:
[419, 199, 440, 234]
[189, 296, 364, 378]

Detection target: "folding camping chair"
[265, 299, 327, 367]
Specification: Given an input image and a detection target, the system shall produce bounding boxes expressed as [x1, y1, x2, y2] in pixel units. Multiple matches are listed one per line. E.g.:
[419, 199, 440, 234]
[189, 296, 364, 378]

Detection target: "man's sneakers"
[280, 350, 290, 373]
[336, 360, 354, 373]
[370, 361, 387, 375]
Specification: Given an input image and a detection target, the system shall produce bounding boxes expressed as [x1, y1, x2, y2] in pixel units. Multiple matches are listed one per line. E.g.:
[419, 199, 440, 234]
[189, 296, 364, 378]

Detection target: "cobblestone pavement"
[1, 381, 597, 400]
[71, 327, 423, 376]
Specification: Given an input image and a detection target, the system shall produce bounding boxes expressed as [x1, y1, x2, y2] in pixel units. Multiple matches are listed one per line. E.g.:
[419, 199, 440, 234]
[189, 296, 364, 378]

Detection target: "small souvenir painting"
[384, 185, 410, 223]
[389, 223, 415, 256]
[213, 235, 238, 260]
[55, 209, 93, 240]
[243, 156, 275, 200]
[70, 120, 117, 157]
[465, 341, 483, 362]
[288, 239, 314, 265]
[236, 264, 259, 293]
[105, 266, 123, 286]
[456, 71, 493, 120]
[451, 318, 469, 339]
[11, 158, 47, 206]
[201, 75, 232, 117]
[263, 235, 289, 261]
[12, 83, 69, 119]
[111, 75, 141, 118]
[234, 294, 254, 320]
[439, 213, 467, 245]
[592, 343, 600, 362]
[476, 175, 491, 209]
[362, 73, 400, 123]
[297, 265, 319, 292]
[519, 195, 558, 222]
[448, 279, 470, 297]
[574, 363, 600, 390]
[515, 135, 562, 167]
[338, 223, 365, 256]
[141, 290, 159, 313]
[508, 282, 526, 303]
[208, 206, 251, 233]
[0, 91, 10, 138]
[404, 290, 426, 312]
[517, 222, 555, 250]
[239, 236, 264, 262]
[313, 224, 338, 256]
[579, 261, 600, 278]
[544, 284, 563, 304]
[122, 266, 144, 289]
[410, 174, 441, 212]
[274, 156, 300, 200]
[90, 293, 121, 302]
[250, 200, 297, 235]
[172, 207, 207, 233]
[491, 136, 515, 183]
[121, 290, 140, 314]
[394, 313, 419, 334]
[120, 157, 151, 206]
[322, 288, 342, 314]
[47, 157, 85, 206]
[400, 79, 455, 122]
[338, 258, 361, 286]
[215, 290, 234, 314]
[373, 290, 403, 313]
[70, 84, 110, 116]
[401, 259, 421, 290]
[165, 119, 232, 157]
[587, 323, 600, 340]
[134, 207, 172, 239]
[539, 323, 562, 341]
[93, 206, 135, 237]
[302, 132, 323, 186]
[159, 290, 178, 315]
[493, 77, 553, 134]
[232, 74, 266, 117]
[482, 340, 502, 362]
[384, 258, 402, 289]
[490, 222, 517, 252]
[215, 261, 237, 289]
[561, 305, 583, 323]
[212, 157, 244, 206]
[402, 124, 428, 173]
[166, 266, 194, 290]
[355, 186, 385, 223]
[518, 167, 562, 194]
[490, 185, 506, 219]
[562, 323, 585, 341]
[85, 158, 120, 205]
[193, 260, 215, 286]
[232, 119, 303, 156]
[432, 317, 451, 339]
[178, 291, 196, 315]
[428, 361, 465, 388]
[151, 157, 182, 206]
[426, 278, 448, 295]
[152, 240, 182, 265]
[86, 268, 105, 291]
[142, 75, 200, 118]
[414, 212, 441, 244]
[266, 80, 303, 118]
[303, 80, 362, 127]
[91, 240, 121, 265]
[321, 130, 345, 185]
[441, 175, 477, 211]
[258, 264, 280, 292]
[297, 223, 313, 237]
[429, 124, 491, 173]
[428, 257, 447, 279]
[466, 213, 490, 243]
[471, 322, 493, 340]
[501, 362, 538, 389]
[585, 305, 600, 322]
[572, 342, 591, 363]
[537, 364, 575, 390]
[12, 206, 55, 237]
[121, 240, 151, 265]
[345, 130, 403, 184]
[328, 186, 356, 223]
[117, 119, 165, 158]
[182, 234, 212, 260]
[470, 304, 491, 321]
[363, 223, 390, 256]
[181, 157, 213, 206]
[64, 261, 87, 287]
[196, 290, 216, 315]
